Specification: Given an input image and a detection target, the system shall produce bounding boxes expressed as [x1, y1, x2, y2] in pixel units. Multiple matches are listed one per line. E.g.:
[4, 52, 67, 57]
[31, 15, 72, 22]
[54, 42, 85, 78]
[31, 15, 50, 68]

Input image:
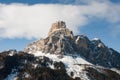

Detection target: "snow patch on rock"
[93, 38, 100, 41]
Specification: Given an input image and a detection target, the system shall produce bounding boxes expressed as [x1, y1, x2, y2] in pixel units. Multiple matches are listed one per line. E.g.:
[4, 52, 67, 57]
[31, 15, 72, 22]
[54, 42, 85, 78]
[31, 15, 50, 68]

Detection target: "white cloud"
[0, 1, 120, 39]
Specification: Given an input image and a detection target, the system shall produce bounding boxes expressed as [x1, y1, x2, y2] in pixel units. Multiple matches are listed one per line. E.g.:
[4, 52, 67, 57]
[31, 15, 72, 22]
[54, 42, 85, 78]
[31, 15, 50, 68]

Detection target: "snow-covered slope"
[0, 50, 120, 80]
[34, 51, 91, 79]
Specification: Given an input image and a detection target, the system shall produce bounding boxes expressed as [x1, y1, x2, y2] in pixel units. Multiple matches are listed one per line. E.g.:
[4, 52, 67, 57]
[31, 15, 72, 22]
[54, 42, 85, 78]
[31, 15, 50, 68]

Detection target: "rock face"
[24, 21, 75, 55]
[24, 21, 120, 69]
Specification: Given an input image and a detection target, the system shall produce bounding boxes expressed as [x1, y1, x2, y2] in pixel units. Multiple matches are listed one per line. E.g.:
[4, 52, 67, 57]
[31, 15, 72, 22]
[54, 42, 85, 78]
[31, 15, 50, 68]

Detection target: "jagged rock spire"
[48, 21, 66, 36]
[48, 21, 74, 37]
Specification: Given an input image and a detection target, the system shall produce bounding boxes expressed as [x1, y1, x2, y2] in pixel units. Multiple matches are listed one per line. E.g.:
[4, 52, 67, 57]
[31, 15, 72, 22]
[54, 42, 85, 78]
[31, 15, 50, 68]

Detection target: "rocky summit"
[24, 21, 74, 55]
[0, 21, 120, 80]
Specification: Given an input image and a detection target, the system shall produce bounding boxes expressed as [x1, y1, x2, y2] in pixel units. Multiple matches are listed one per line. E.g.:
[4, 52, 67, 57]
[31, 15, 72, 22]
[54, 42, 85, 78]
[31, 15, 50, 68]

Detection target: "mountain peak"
[1, 21, 120, 80]
[24, 21, 76, 54]
[24, 21, 120, 68]
[48, 21, 74, 37]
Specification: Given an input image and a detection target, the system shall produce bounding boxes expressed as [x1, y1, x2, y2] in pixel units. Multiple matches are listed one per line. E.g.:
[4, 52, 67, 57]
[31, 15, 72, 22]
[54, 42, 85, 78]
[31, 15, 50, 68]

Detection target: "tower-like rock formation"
[48, 21, 74, 37]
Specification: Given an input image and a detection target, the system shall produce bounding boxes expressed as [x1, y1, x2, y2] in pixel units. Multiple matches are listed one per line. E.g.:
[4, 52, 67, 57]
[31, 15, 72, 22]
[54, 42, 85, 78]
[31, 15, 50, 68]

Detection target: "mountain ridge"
[24, 21, 120, 68]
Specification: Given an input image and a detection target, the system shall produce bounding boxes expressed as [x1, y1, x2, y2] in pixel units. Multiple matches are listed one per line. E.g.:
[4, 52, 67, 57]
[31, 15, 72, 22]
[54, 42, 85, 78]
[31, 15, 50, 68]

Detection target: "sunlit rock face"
[48, 21, 73, 37]
[24, 21, 75, 54]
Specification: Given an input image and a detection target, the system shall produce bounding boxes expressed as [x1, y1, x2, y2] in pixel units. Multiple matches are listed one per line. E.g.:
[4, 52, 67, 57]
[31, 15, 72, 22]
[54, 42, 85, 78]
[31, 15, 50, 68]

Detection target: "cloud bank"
[0, 1, 120, 39]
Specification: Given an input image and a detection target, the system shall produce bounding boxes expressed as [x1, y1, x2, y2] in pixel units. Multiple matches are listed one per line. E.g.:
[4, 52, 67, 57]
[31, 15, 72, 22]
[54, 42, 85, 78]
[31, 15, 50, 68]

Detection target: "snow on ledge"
[93, 38, 100, 41]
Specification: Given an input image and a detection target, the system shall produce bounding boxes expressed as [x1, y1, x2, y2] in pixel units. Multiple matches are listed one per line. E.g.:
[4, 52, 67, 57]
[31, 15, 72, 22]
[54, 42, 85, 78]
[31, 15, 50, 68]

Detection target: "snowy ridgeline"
[33, 51, 92, 79]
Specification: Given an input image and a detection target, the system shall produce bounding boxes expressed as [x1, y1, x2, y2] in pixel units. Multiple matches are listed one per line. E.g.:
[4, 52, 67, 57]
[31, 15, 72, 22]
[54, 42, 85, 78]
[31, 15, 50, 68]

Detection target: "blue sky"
[0, 0, 120, 52]
[0, 0, 120, 4]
